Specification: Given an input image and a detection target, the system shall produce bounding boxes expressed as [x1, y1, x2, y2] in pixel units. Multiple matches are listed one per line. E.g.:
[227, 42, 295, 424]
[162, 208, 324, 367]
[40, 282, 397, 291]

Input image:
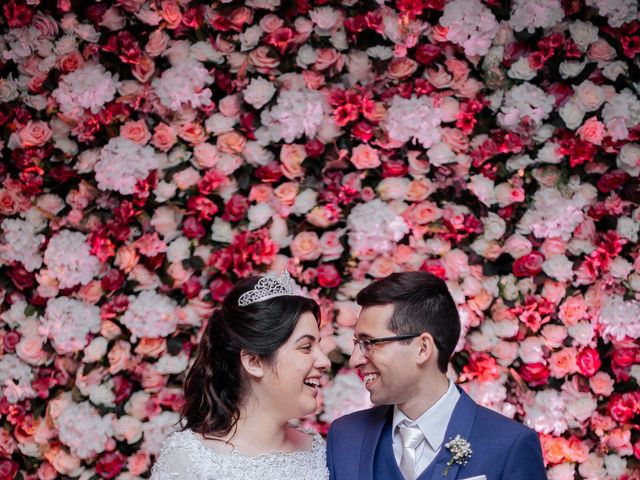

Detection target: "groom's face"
[349, 304, 421, 407]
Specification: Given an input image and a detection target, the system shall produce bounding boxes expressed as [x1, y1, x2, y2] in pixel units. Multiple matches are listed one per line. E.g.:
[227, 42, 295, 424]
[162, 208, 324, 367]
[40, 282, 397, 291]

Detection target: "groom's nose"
[348, 344, 366, 369]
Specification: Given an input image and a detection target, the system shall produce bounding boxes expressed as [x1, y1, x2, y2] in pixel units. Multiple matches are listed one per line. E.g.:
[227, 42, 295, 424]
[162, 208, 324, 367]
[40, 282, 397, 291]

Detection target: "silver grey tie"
[398, 422, 423, 480]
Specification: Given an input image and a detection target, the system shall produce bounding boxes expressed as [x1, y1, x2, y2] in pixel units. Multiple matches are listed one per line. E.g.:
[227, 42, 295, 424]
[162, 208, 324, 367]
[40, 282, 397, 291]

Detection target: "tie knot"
[398, 422, 423, 449]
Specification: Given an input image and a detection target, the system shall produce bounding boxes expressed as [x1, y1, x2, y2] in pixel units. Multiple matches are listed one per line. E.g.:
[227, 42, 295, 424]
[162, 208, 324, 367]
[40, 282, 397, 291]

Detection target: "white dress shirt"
[392, 381, 460, 478]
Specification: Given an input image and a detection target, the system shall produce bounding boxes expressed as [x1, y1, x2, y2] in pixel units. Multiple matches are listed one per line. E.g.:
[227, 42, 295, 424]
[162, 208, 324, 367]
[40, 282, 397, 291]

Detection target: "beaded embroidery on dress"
[150, 429, 329, 480]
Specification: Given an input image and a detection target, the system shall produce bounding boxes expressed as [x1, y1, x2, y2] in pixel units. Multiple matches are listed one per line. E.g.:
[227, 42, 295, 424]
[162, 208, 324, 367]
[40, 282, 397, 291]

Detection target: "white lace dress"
[150, 429, 330, 480]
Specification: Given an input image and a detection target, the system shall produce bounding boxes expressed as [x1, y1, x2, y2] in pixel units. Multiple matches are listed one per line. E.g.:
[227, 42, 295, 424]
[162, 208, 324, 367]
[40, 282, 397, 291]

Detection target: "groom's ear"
[240, 349, 266, 378]
[416, 333, 437, 366]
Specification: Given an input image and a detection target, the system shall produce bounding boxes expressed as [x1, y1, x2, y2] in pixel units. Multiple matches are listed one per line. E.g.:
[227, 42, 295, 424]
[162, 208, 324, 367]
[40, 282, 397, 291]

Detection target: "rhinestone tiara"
[238, 271, 295, 306]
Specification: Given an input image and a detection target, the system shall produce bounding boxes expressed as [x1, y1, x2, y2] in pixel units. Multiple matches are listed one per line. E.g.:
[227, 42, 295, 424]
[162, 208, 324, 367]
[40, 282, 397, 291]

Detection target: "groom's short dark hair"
[356, 272, 460, 373]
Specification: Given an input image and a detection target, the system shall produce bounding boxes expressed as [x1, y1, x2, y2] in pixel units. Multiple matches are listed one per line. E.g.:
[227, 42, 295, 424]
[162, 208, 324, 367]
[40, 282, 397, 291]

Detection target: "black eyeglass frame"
[352, 333, 422, 354]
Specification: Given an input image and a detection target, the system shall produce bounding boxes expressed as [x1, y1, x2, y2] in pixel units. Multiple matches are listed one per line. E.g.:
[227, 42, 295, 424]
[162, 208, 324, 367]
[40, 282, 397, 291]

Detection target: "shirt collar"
[392, 381, 460, 451]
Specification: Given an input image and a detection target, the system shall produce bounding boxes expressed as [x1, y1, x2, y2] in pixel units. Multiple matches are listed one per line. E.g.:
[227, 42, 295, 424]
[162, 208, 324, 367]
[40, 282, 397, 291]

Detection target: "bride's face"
[260, 312, 330, 419]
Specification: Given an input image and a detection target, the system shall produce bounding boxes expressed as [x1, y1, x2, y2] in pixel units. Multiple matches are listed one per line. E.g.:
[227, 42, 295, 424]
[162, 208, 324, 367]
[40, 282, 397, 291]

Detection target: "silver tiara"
[238, 271, 295, 306]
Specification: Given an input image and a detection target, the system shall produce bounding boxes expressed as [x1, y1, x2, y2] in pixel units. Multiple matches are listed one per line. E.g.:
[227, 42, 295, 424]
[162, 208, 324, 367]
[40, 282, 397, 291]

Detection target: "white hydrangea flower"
[347, 199, 409, 259]
[152, 58, 213, 111]
[56, 401, 114, 459]
[52, 64, 119, 117]
[498, 83, 555, 131]
[385, 95, 442, 148]
[260, 88, 328, 143]
[0, 218, 44, 272]
[94, 137, 160, 195]
[40, 297, 101, 354]
[518, 188, 585, 241]
[586, 0, 638, 28]
[523, 389, 568, 435]
[509, 0, 564, 33]
[120, 290, 179, 339]
[0, 354, 36, 403]
[602, 89, 640, 141]
[43, 230, 100, 289]
[320, 369, 372, 423]
[440, 0, 499, 56]
[599, 295, 640, 342]
[142, 411, 181, 455]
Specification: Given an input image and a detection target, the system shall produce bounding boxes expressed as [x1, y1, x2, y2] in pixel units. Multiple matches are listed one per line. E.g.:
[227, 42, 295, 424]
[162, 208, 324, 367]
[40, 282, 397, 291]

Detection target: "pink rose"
[151, 123, 177, 152]
[589, 371, 615, 396]
[442, 249, 469, 280]
[541, 280, 567, 304]
[280, 144, 307, 179]
[368, 256, 397, 278]
[179, 122, 207, 145]
[259, 14, 284, 33]
[146, 30, 170, 57]
[350, 144, 381, 169]
[16, 335, 48, 365]
[387, 57, 418, 80]
[216, 131, 246, 153]
[314, 48, 342, 71]
[405, 201, 442, 225]
[249, 184, 274, 203]
[57, 51, 84, 73]
[219, 94, 241, 117]
[19, 121, 52, 147]
[588, 40, 616, 62]
[108, 340, 132, 375]
[193, 142, 218, 169]
[320, 230, 344, 261]
[160, 0, 182, 29]
[120, 120, 151, 145]
[406, 178, 435, 202]
[577, 116, 605, 145]
[131, 54, 155, 83]
[274, 182, 299, 206]
[249, 46, 280, 72]
[558, 295, 587, 326]
[334, 300, 360, 327]
[290, 231, 322, 261]
[127, 451, 150, 475]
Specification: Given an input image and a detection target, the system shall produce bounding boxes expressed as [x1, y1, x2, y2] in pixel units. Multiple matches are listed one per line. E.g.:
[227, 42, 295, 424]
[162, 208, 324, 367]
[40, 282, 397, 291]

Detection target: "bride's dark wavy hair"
[181, 275, 320, 438]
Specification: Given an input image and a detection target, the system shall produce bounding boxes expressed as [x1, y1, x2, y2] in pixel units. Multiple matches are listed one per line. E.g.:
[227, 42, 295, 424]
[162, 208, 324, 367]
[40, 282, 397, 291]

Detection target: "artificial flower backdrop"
[1, 0, 639, 478]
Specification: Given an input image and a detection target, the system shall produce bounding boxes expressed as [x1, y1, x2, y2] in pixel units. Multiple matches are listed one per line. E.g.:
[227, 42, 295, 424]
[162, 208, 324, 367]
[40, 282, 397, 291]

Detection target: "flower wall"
[1, 0, 640, 478]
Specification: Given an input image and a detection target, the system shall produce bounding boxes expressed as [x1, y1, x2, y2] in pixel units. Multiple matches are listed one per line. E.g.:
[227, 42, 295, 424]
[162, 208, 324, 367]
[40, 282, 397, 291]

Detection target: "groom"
[326, 272, 546, 480]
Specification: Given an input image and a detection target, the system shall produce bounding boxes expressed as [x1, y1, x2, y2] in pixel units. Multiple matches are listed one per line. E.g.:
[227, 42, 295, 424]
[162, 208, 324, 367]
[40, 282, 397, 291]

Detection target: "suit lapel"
[425, 388, 477, 480]
[359, 405, 391, 480]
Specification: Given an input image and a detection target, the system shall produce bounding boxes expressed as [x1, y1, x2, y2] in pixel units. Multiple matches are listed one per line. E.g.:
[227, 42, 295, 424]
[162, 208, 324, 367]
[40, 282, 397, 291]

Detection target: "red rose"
[0, 458, 18, 480]
[187, 196, 219, 221]
[2, 331, 20, 353]
[518, 362, 550, 387]
[304, 139, 325, 158]
[351, 121, 374, 143]
[209, 276, 233, 302]
[607, 394, 635, 423]
[7, 264, 35, 290]
[597, 170, 629, 194]
[181, 276, 202, 299]
[317, 264, 342, 288]
[101, 269, 125, 292]
[382, 160, 408, 178]
[513, 251, 545, 277]
[576, 347, 601, 377]
[96, 451, 125, 479]
[222, 194, 249, 222]
[415, 44, 441, 65]
[181, 217, 206, 239]
[3, 1, 34, 28]
[612, 348, 638, 369]
[255, 161, 284, 183]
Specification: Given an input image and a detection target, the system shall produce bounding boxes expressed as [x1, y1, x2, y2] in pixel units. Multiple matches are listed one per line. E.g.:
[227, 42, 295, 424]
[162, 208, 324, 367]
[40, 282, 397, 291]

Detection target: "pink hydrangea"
[0, 218, 44, 272]
[523, 389, 568, 435]
[120, 290, 179, 340]
[384, 95, 442, 148]
[152, 58, 213, 111]
[440, 0, 499, 56]
[56, 401, 114, 459]
[141, 411, 180, 455]
[260, 88, 328, 143]
[0, 354, 36, 404]
[52, 64, 119, 118]
[509, 0, 564, 33]
[598, 295, 640, 341]
[498, 83, 555, 131]
[586, 0, 638, 28]
[43, 230, 101, 289]
[40, 297, 101, 354]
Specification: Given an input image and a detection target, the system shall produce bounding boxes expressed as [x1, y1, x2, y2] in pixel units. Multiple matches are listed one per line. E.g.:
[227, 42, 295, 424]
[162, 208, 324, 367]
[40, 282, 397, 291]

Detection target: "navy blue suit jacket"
[326, 389, 547, 480]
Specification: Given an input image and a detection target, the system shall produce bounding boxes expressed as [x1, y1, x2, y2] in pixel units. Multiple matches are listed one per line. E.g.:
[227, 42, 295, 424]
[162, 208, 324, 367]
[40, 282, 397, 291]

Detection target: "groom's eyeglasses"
[352, 333, 421, 355]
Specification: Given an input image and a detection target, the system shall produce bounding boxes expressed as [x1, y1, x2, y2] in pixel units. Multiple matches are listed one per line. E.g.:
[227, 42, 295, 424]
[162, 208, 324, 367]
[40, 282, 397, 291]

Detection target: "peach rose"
[407, 201, 442, 224]
[193, 142, 218, 169]
[306, 206, 337, 228]
[260, 14, 284, 33]
[108, 340, 132, 374]
[160, 0, 182, 29]
[146, 30, 170, 57]
[540, 237, 567, 257]
[101, 319, 122, 340]
[350, 144, 381, 169]
[179, 122, 207, 145]
[57, 51, 84, 73]
[441, 127, 469, 153]
[19, 121, 52, 147]
[140, 367, 167, 392]
[314, 48, 342, 71]
[135, 338, 166, 358]
[229, 7, 253, 29]
[249, 46, 280, 72]
[120, 119, 151, 145]
[588, 40, 616, 62]
[290, 231, 322, 261]
[217, 131, 246, 153]
[363, 101, 386, 123]
[249, 184, 274, 203]
[127, 451, 151, 475]
[303, 70, 326, 89]
[114, 244, 140, 273]
[151, 122, 177, 152]
[280, 143, 306, 179]
[558, 295, 587, 326]
[49, 448, 82, 476]
[37, 461, 57, 480]
[77, 280, 104, 304]
[575, 81, 605, 112]
[589, 371, 614, 396]
[131, 54, 155, 83]
[368, 256, 397, 278]
[577, 116, 605, 145]
[114, 415, 144, 444]
[16, 335, 48, 365]
[387, 57, 418, 80]
[274, 182, 299, 206]
[548, 347, 578, 378]
[425, 65, 453, 89]
[446, 58, 470, 84]
[406, 178, 435, 202]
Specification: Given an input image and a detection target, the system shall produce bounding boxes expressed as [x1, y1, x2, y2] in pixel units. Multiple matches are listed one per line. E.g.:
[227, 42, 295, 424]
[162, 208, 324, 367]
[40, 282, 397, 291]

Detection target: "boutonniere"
[442, 435, 472, 476]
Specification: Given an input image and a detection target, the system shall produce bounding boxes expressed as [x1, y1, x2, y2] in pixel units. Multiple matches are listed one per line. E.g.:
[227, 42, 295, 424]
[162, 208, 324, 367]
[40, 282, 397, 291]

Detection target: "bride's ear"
[240, 349, 266, 378]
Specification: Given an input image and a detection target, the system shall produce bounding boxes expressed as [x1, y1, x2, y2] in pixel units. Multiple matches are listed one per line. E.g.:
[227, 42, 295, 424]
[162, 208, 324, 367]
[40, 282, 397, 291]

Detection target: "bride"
[151, 272, 331, 479]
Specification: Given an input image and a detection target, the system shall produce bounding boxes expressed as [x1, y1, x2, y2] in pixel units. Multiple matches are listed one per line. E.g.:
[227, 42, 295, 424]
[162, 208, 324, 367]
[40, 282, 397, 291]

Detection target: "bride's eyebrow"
[294, 334, 317, 343]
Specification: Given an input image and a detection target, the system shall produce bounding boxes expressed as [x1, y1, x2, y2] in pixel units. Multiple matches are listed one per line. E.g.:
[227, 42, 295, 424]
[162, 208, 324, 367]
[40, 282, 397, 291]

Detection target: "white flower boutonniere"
[442, 435, 472, 476]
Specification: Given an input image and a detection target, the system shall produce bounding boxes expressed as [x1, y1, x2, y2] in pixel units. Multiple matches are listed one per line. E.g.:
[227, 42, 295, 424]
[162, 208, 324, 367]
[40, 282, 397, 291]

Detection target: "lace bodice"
[150, 429, 329, 480]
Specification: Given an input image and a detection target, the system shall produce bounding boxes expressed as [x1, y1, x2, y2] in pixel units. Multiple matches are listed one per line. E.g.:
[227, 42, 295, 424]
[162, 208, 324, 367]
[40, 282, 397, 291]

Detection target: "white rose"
[211, 218, 234, 243]
[559, 99, 585, 129]
[609, 257, 633, 279]
[243, 77, 276, 110]
[247, 203, 275, 230]
[575, 80, 605, 112]
[506, 154, 534, 171]
[604, 455, 626, 479]
[569, 21, 598, 50]
[166, 237, 190, 263]
[602, 61, 628, 81]
[427, 142, 455, 166]
[617, 143, 640, 176]
[537, 142, 564, 164]
[542, 255, 574, 282]
[239, 25, 263, 51]
[346, 50, 371, 84]
[507, 56, 537, 80]
[469, 174, 496, 206]
[204, 113, 236, 135]
[559, 60, 587, 79]
[243, 141, 274, 167]
[154, 181, 177, 202]
[617, 217, 639, 242]
[296, 45, 318, 67]
[88, 383, 115, 407]
[83, 337, 108, 363]
[155, 353, 189, 374]
[568, 321, 595, 346]
[483, 212, 506, 240]
[292, 189, 318, 215]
